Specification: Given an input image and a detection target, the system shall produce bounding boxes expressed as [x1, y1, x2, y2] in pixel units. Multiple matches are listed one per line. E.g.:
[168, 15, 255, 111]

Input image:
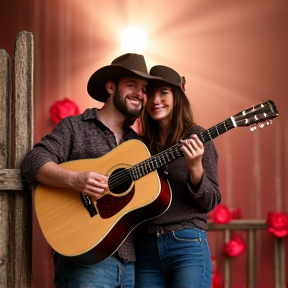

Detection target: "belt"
[151, 226, 175, 236]
[112, 252, 130, 263]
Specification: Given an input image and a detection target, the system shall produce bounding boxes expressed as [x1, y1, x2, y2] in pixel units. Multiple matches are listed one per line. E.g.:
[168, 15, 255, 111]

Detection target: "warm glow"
[121, 27, 147, 53]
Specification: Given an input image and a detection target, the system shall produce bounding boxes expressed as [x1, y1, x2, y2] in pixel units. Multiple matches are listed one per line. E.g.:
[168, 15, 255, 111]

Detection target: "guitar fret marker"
[207, 129, 213, 140]
[215, 125, 220, 135]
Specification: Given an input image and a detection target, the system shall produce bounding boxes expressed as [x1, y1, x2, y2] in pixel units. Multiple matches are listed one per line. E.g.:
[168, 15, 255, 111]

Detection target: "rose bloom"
[211, 256, 222, 288]
[225, 234, 245, 257]
[209, 204, 231, 224]
[50, 98, 80, 124]
[212, 271, 222, 288]
[266, 212, 288, 238]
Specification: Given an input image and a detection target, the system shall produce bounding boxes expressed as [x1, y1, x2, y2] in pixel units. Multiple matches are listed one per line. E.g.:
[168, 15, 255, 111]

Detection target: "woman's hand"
[180, 134, 204, 185]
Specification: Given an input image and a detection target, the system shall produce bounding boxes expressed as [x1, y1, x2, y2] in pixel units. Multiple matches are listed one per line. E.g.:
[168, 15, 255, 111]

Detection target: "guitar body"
[35, 139, 172, 265]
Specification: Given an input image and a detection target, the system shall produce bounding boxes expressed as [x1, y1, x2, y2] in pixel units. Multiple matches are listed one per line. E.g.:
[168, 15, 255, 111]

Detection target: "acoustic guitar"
[35, 100, 278, 265]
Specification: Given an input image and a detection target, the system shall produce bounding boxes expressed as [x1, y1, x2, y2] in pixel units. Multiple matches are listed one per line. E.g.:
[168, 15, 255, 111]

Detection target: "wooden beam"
[0, 47, 11, 288]
[0, 169, 22, 190]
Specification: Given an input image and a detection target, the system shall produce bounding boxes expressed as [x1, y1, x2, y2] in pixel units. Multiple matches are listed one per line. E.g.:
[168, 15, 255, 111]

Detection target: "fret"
[207, 129, 213, 141]
[150, 158, 157, 170]
[198, 118, 235, 144]
[215, 125, 220, 136]
[223, 120, 228, 132]
[130, 143, 184, 180]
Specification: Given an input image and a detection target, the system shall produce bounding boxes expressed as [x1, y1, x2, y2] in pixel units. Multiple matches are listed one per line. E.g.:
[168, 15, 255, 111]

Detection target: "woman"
[135, 65, 221, 288]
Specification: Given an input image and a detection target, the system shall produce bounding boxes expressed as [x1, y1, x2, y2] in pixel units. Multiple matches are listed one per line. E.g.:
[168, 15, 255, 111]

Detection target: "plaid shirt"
[21, 108, 139, 261]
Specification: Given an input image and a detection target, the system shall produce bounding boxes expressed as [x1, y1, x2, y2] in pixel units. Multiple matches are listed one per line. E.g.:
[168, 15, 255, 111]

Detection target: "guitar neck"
[199, 116, 235, 144]
[130, 117, 235, 180]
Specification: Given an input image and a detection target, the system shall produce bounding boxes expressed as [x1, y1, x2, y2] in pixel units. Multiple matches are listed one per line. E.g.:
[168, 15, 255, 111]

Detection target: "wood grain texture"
[0, 31, 34, 288]
[8, 30, 33, 288]
[0, 48, 11, 288]
[0, 169, 22, 190]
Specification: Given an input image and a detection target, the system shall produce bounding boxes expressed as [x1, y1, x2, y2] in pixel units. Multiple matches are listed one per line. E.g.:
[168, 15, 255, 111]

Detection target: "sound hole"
[108, 168, 132, 194]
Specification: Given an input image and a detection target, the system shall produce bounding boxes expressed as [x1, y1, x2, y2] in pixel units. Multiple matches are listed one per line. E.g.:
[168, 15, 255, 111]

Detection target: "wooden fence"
[209, 220, 286, 288]
[0, 30, 33, 288]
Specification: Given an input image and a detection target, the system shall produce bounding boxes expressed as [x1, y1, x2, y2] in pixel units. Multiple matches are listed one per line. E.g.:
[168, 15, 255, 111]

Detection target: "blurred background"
[1, 0, 287, 287]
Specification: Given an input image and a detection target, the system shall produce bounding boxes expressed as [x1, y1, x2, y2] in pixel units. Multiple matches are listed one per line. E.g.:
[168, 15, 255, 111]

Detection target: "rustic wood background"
[0, 30, 33, 288]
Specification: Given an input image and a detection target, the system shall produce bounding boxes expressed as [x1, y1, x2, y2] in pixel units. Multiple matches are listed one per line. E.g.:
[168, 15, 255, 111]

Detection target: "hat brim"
[148, 78, 179, 88]
[87, 65, 161, 102]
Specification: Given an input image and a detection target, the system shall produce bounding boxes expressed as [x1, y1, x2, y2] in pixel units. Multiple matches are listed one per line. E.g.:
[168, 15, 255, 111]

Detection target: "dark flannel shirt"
[145, 125, 221, 234]
[20, 108, 139, 262]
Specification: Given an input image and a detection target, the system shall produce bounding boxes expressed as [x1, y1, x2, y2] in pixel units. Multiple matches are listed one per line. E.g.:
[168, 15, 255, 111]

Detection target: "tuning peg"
[266, 120, 273, 126]
[250, 125, 257, 131]
[259, 123, 265, 128]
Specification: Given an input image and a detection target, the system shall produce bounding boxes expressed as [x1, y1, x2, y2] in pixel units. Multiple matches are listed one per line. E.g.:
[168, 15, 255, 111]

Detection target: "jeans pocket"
[172, 228, 202, 242]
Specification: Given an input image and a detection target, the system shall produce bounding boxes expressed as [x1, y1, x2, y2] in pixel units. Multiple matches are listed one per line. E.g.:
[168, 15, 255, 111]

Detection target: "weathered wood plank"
[0, 49, 11, 288]
[0, 169, 22, 190]
[7, 30, 33, 288]
[14, 30, 34, 168]
[0, 49, 11, 169]
[208, 219, 267, 230]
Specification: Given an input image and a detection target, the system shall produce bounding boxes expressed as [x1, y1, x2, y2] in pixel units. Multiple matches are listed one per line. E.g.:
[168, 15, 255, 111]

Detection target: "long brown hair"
[140, 84, 195, 155]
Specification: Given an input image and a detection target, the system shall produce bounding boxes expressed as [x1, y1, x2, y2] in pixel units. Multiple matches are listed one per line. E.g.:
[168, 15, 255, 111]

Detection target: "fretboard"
[130, 117, 235, 181]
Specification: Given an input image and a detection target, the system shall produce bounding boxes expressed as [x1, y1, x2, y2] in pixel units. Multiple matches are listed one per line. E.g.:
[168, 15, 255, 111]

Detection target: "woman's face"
[146, 86, 174, 123]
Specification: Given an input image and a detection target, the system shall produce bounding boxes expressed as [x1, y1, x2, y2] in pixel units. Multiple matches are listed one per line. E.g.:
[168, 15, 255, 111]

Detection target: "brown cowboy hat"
[149, 65, 186, 92]
[87, 53, 160, 102]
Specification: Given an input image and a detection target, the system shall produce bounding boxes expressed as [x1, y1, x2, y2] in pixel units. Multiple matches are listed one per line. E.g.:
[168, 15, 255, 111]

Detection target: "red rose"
[209, 204, 231, 224]
[212, 271, 222, 288]
[50, 98, 80, 124]
[225, 234, 245, 257]
[266, 212, 288, 238]
[211, 256, 223, 288]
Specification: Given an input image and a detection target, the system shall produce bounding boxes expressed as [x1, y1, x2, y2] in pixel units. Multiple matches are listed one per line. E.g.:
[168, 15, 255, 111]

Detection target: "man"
[20, 53, 159, 288]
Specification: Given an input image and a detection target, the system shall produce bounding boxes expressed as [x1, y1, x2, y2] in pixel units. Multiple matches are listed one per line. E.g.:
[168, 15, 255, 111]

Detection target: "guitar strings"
[108, 144, 181, 189]
[108, 143, 182, 189]
[108, 123, 227, 190]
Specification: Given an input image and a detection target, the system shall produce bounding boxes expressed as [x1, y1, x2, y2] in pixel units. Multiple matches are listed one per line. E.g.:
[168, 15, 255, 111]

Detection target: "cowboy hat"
[87, 53, 160, 102]
[149, 65, 186, 92]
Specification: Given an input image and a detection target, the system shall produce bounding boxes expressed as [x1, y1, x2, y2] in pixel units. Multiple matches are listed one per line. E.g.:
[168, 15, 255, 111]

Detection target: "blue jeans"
[135, 228, 212, 288]
[54, 254, 135, 288]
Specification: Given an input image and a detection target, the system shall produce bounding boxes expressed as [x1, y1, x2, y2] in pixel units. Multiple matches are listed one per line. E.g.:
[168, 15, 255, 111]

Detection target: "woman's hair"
[140, 84, 195, 155]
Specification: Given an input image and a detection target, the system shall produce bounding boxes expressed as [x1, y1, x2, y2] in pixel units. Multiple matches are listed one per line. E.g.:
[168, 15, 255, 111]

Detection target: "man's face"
[113, 76, 148, 117]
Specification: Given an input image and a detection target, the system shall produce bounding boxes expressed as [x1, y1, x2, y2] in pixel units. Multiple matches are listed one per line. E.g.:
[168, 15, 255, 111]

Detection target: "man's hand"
[36, 162, 109, 200]
[72, 171, 108, 200]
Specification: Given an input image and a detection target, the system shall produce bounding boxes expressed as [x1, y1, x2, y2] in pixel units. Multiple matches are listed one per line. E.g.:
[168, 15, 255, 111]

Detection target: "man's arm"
[36, 162, 108, 199]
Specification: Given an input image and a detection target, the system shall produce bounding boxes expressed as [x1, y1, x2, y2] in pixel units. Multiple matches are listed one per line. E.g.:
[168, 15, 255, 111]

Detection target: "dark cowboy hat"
[149, 65, 186, 92]
[87, 53, 160, 102]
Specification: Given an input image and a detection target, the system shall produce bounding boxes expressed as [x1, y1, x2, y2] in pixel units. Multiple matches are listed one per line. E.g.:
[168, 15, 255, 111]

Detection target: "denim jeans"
[54, 254, 135, 288]
[135, 228, 212, 288]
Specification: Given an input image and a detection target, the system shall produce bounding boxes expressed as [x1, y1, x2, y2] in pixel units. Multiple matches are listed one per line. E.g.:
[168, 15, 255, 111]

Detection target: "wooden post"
[0, 46, 12, 288]
[0, 30, 33, 288]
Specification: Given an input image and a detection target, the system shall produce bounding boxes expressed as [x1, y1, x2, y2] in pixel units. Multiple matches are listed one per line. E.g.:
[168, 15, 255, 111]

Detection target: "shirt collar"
[82, 108, 99, 121]
[81, 108, 136, 137]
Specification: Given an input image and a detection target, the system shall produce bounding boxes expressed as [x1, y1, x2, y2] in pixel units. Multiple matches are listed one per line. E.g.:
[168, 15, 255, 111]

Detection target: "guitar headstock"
[232, 100, 279, 131]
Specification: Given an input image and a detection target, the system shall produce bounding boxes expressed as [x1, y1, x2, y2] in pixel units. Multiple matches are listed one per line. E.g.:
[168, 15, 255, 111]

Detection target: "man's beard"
[113, 90, 144, 118]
